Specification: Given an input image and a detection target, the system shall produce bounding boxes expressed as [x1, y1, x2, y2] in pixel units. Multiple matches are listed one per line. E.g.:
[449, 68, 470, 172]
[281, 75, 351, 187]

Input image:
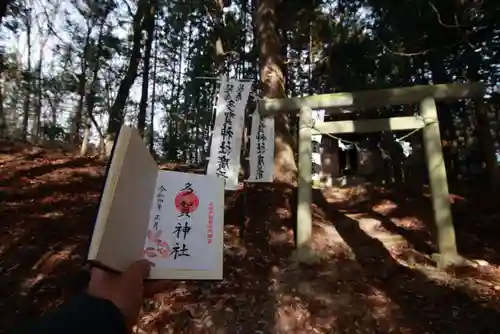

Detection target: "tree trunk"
[208, 0, 228, 73]
[256, 0, 297, 183]
[83, 10, 113, 156]
[148, 27, 159, 156]
[106, 0, 147, 143]
[80, 116, 91, 156]
[72, 25, 92, 145]
[33, 48, 43, 141]
[138, 1, 156, 138]
[0, 0, 12, 25]
[22, 9, 32, 140]
[203, 0, 229, 170]
[0, 53, 5, 136]
[214, 0, 225, 73]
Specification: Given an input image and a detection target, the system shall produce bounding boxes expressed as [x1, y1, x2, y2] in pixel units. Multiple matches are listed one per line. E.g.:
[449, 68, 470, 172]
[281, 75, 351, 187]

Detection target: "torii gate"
[259, 82, 486, 268]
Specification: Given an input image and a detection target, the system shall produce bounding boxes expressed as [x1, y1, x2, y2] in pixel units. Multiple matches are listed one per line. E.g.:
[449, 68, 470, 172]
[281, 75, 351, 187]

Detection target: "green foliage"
[0, 0, 498, 176]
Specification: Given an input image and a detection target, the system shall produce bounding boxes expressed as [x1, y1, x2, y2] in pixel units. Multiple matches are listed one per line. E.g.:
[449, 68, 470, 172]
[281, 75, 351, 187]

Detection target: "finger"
[123, 259, 153, 281]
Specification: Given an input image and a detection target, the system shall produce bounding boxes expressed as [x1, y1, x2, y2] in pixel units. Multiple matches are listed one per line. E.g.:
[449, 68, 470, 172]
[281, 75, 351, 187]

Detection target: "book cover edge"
[87, 125, 130, 268]
[88, 140, 225, 281]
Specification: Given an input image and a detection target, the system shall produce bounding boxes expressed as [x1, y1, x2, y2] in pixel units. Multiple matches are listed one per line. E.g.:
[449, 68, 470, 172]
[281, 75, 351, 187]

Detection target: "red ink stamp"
[174, 190, 199, 215]
[144, 229, 171, 259]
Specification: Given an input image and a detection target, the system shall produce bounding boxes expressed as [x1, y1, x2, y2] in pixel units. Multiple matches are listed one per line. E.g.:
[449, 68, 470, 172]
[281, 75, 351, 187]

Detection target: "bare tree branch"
[377, 37, 463, 57]
[428, 2, 467, 29]
[122, 0, 135, 17]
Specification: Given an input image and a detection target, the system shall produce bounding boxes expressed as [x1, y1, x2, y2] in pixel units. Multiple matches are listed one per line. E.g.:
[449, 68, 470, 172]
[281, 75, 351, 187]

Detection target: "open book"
[88, 125, 224, 280]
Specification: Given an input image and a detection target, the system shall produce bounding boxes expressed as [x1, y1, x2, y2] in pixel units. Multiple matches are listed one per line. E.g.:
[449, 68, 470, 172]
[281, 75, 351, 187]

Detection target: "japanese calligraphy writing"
[171, 182, 199, 259]
[216, 83, 236, 178]
[248, 108, 274, 183]
[181, 182, 193, 193]
[178, 182, 195, 218]
[235, 83, 245, 101]
[311, 109, 325, 181]
[143, 171, 224, 274]
[255, 119, 266, 180]
[173, 221, 192, 240]
[153, 214, 160, 230]
[169, 243, 190, 259]
[154, 185, 167, 229]
[143, 184, 170, 259]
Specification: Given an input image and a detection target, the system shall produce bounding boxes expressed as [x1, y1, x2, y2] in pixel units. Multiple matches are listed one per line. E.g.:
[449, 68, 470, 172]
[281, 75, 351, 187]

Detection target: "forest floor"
[2, 140, 500, 333]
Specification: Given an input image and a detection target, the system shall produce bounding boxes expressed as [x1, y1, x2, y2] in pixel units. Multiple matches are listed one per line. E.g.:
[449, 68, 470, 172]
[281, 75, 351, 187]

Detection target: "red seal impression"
[174, 190, 199, 214]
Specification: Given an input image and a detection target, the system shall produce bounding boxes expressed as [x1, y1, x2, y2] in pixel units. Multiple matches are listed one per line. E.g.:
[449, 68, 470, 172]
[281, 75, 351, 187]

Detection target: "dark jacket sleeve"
[13, 293, 127, 334]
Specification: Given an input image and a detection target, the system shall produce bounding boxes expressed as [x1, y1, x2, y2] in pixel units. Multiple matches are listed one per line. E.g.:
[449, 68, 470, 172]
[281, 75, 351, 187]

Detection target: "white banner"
[248, 108, 275, 182]
[207, 77, 252, 190]
[312, 109, 325, 181]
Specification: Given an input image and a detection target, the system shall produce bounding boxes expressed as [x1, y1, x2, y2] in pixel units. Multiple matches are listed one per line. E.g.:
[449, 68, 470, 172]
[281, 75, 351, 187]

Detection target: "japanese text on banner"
[248, 108, 274, 182]
[206, 78, 252, 190]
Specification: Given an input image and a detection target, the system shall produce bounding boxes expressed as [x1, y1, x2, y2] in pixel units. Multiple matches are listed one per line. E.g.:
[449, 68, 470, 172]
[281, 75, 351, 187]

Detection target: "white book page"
[142, 170, 224, 274]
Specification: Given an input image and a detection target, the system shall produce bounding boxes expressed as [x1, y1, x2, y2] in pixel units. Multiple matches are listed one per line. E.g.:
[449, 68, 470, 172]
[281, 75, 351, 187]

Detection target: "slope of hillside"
[1, 141, 500, 333]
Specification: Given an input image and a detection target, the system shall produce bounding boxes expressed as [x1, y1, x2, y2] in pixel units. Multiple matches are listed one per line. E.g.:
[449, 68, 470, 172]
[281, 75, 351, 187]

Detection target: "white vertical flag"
[248, 108, 275, 182]
[311, 109, 325, 181]
[207, 78, 252, 190]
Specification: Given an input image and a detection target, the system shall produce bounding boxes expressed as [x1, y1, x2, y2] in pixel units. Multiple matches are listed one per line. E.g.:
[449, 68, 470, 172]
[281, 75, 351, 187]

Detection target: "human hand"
[87, 260, 153, 330]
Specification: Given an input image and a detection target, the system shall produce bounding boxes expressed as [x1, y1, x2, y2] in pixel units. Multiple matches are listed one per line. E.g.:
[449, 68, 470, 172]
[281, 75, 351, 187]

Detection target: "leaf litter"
[1, 140, 500, 333]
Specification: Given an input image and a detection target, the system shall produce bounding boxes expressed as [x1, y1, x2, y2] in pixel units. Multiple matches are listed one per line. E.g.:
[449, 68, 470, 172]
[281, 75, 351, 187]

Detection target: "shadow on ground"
[0, 166, 103, 332]
[1, 145, 500, 333]
[245, 186, 500, 333]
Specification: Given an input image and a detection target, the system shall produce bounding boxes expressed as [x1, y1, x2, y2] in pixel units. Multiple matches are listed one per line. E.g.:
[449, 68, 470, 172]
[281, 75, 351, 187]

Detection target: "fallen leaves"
[2, 142, 500, 333]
